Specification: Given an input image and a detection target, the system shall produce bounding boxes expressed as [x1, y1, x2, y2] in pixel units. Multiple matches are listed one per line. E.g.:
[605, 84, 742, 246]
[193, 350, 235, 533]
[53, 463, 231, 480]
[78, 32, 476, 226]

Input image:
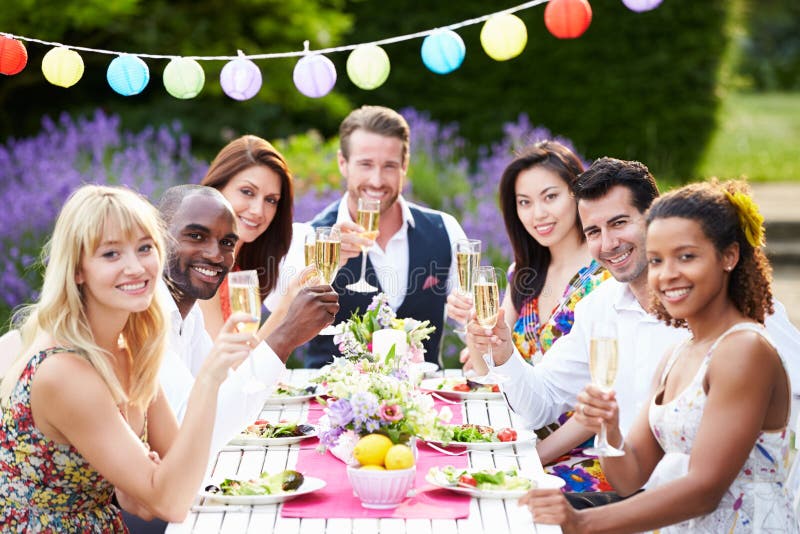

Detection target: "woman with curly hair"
[0, 185, 251, 531]
[199, 135, 312, 338]
[448, 141, 611, 491]
[521, 180, 798, 532]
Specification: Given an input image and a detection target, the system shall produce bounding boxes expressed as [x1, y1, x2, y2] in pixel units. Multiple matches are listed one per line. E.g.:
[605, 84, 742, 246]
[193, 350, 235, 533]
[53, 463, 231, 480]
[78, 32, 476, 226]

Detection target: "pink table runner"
[281, 398, 470, 519]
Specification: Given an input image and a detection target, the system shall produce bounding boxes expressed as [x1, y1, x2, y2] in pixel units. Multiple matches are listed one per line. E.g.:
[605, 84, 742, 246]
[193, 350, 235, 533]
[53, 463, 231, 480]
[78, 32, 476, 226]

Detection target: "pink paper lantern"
[544, 0, 593, 40]
[0, 35, 27, 75]
[622, 0, 663, 12]
[293, 53, 337, 98]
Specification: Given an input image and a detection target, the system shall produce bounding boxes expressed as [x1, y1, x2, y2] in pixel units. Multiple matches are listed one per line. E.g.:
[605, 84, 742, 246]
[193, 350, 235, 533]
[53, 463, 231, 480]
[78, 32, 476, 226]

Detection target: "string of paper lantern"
[0, 0, 664, 99]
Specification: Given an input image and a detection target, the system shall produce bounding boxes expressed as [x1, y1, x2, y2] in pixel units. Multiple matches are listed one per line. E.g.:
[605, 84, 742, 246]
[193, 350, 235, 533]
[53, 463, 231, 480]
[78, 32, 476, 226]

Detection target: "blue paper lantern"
[293, 53, 337, 98]
[106, 54, 150, 96]
[622, 0, 663, 12]
[421, 30, 465, 75]
[220, 54, 262, 101]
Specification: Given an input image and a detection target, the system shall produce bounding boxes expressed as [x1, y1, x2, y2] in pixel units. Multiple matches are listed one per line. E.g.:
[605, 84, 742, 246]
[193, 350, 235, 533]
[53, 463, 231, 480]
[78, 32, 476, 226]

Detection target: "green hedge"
[736, 0, 800, 91]
[337, 0, 731, 182]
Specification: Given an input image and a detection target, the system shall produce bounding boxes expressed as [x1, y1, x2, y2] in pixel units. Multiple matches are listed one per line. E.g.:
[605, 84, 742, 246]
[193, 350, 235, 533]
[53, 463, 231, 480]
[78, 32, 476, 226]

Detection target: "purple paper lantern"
[622, 0, 663, 12]
[220, 55, 262, 101]
[293, 53, 337, 98]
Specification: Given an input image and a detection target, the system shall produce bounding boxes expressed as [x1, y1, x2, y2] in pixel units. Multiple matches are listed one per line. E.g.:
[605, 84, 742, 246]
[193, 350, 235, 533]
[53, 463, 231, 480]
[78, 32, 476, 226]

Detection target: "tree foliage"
[336, 0, 732, 181]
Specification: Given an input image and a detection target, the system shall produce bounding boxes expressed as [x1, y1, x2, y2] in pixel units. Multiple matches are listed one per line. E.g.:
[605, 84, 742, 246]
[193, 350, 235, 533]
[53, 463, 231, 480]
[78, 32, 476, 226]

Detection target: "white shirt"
[334, 193, 467, 310]
[264, 222, 313, 313]
[157, 281, 287, 456]
[498, 278, 800, 435]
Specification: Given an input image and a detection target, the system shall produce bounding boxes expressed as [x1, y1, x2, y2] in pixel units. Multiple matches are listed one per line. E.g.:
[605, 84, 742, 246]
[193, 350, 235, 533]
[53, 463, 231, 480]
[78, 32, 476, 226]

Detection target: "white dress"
[648, 323, 799, 533]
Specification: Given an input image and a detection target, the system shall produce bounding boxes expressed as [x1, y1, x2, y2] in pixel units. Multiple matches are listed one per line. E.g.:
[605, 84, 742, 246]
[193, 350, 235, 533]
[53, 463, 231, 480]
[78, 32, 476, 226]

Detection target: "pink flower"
[367, 342, 373, 352]
[409, 346, 424, 363]
[379, 403, 404, 422]
[422, 275, 440, 290]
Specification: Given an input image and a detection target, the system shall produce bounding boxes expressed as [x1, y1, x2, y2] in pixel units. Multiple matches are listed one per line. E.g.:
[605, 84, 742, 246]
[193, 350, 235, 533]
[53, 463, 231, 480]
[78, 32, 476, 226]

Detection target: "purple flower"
[326, 398, 354, 428]
[349, 391, 379, 433]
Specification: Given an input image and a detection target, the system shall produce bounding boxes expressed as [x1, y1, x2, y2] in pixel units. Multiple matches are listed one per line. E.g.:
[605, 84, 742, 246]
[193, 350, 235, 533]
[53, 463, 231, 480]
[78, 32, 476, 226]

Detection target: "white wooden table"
[166, 369, 562, 534]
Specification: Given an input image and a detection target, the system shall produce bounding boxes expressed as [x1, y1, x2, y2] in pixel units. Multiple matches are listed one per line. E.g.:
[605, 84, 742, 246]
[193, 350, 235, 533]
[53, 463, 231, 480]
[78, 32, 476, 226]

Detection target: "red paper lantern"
[0, 36, 28, 75]
[544, 0, 593, 39]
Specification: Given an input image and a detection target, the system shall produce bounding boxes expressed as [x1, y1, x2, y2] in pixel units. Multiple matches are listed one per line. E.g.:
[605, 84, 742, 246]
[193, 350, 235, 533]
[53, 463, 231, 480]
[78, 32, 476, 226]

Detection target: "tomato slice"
[452, 383, 471, 392]
[458, 474, 478, 487]
[253, 419, 268, 426]
[497, 428, 518, 442]
[490, 384, 500, 393]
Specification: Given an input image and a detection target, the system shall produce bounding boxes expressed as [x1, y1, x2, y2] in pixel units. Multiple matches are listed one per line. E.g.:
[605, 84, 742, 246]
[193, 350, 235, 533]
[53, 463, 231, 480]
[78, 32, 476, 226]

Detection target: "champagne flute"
[227, 270, 264, 393]
[345, 198, 380, 293]
[470, 266, 508, 385]
[584, 321, 625, 457]
[453, 239, 481, 335]
[304, 232, 316, 267]
[315, 226, 341, 335]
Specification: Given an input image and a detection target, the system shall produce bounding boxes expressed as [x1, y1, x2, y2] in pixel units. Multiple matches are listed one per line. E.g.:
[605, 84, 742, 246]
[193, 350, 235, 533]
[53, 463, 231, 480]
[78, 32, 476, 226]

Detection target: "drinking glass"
[584, 321, 625, 457]
[227, 269, 264, 392]
[315, 226, 341, 335]
[453, 239, 481, 335]
[346, 198, 380, 293]
[304, 232, 316, 267]
[469, 265, 507, 385]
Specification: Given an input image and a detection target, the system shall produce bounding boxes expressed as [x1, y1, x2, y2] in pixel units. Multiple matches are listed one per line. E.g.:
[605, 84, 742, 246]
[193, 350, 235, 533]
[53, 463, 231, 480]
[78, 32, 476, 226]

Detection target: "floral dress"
[649, 323, 798, 533]
[509, 259, 612, 492]
[0, 348, 129, 533]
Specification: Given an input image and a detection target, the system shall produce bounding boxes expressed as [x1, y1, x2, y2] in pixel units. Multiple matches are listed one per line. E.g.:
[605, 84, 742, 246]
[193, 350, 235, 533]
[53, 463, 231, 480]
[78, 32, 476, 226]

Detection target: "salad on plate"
[228, 419, 316, 446]
[419, 377, 503, 399]
[426, 466, 535, 498]
[422, 423, 536, 450]
[201, 470, 327, 505]
[263, 382, 321, 404]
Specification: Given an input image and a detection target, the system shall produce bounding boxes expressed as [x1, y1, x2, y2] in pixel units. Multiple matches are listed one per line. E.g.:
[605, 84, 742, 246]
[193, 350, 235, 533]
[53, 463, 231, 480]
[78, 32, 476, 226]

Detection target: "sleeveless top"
[1, 347, 145, 533]
[509, 259, 613, 492]
[306, 199, 452, 368]
[648, 323, 798, 533]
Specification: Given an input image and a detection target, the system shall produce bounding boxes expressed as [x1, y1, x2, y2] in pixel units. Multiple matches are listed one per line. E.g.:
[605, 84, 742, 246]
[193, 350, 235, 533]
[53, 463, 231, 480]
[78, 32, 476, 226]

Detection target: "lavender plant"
[0, 110, 206, 325]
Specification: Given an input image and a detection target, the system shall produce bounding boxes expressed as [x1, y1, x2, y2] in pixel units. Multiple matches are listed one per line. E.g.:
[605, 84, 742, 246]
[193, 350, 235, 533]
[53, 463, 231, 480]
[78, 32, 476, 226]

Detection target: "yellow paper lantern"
[346, 45, 390, 90]
[163, 58, 205, 99]
[480, 14, 528, 61]
[41, 46, 84, 88]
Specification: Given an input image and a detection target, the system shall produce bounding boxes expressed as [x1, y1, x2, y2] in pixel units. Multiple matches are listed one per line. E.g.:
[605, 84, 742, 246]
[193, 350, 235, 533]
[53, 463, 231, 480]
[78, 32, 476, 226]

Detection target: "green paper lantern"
[346, 45, 390, 90]
[41, 46, 84, 88]
[163, 58, 205, 99]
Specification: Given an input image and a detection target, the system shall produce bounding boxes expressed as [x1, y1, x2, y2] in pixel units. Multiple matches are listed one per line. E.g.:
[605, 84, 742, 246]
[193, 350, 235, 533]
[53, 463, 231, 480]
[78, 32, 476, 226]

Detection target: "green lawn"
[698, 92, 800, 182]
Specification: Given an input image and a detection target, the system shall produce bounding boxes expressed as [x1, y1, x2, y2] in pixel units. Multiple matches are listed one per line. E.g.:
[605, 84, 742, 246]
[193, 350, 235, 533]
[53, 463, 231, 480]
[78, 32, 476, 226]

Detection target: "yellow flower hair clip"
[724, 190, 765, 248]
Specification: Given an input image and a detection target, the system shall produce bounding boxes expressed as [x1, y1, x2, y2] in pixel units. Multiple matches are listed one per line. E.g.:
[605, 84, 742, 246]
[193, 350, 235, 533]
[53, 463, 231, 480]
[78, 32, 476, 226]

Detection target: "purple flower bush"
[0, 110, 205, 324]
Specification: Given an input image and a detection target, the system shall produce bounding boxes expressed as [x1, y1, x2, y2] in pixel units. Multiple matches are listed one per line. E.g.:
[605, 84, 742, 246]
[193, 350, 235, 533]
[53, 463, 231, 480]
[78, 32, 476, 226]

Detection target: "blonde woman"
[0, 185, 252, 531]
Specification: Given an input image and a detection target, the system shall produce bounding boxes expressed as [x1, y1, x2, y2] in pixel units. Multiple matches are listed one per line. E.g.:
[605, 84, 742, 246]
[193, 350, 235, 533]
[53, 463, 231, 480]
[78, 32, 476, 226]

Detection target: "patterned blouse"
[0, 348, 130, 533]
[509, 259, 613, 492]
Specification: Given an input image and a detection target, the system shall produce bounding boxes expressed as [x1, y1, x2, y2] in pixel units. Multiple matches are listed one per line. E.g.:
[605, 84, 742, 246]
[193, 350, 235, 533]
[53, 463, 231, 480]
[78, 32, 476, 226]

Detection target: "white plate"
[228, 426, 317, 446]
[419, 377, 504, 400]
[423, 428, 536, 451]
[425, 472, 564, 499]
[200, 476, 326, 505]
[262, 391, 319, 405]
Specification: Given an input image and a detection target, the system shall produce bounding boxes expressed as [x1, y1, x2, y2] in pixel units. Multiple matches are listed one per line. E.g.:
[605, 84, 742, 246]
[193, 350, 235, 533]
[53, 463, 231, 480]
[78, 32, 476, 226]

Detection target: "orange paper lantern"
[544, 0, 593, 39]
[0, 36, 28, 75]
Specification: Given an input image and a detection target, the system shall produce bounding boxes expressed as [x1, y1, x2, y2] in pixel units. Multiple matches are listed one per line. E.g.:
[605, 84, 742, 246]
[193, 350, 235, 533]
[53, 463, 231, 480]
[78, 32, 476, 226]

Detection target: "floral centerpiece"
[333, 293, 435, 365]
[316, 368, 453, 462]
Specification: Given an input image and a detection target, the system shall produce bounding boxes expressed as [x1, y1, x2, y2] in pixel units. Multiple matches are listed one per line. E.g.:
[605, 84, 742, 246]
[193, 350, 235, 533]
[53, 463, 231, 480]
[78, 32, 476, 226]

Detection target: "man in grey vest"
[306, 105, 467, 368]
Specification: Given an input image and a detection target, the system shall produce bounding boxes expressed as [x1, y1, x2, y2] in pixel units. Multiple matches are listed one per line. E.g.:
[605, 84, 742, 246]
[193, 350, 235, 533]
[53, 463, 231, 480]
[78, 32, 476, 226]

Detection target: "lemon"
[360, 464, 386, 471]
[353, 434, 393, 467]
[384, 444, 414, 470]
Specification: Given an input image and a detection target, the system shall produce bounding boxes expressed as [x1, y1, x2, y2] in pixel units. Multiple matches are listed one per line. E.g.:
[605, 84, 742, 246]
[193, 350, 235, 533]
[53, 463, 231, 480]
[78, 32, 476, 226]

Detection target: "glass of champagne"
[584, 321, 625, 457]
[227, 269, 264, 393]
[315, 226, 341, 335]
[454, 239, 481, 335]
[470, 265, 507, 385]
[346, 198, 380, 293]
[304, 232, 316, 267]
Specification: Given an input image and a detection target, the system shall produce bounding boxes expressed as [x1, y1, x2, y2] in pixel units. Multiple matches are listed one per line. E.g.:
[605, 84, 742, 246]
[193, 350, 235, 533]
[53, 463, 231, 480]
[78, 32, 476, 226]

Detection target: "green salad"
[242, 420, 314, 439]
[205, 470, 304, 496]
[429, 466, 533, 491]
[273, 382, 318, 397]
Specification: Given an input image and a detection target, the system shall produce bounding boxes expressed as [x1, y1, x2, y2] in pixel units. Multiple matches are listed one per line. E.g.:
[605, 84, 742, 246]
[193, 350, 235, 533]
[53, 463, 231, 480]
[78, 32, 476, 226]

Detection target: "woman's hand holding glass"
[226, 270, 264, 392]
[582, 321, 625, 457]
[574, 384, 623, 449]
[201, 311, 258, 386]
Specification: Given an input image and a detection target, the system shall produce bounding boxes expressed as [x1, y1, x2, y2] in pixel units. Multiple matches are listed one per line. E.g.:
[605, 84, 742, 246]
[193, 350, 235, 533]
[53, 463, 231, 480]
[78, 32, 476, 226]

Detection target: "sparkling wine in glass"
[315, 226, 341, 335]
[227, 269, 263, 392]
[304, 232, 316, 267]
[584, 321, 625, 457]
[454, 239, 481, 335]
[346, 198, 380, 293]
[470, 266, 507, 385]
